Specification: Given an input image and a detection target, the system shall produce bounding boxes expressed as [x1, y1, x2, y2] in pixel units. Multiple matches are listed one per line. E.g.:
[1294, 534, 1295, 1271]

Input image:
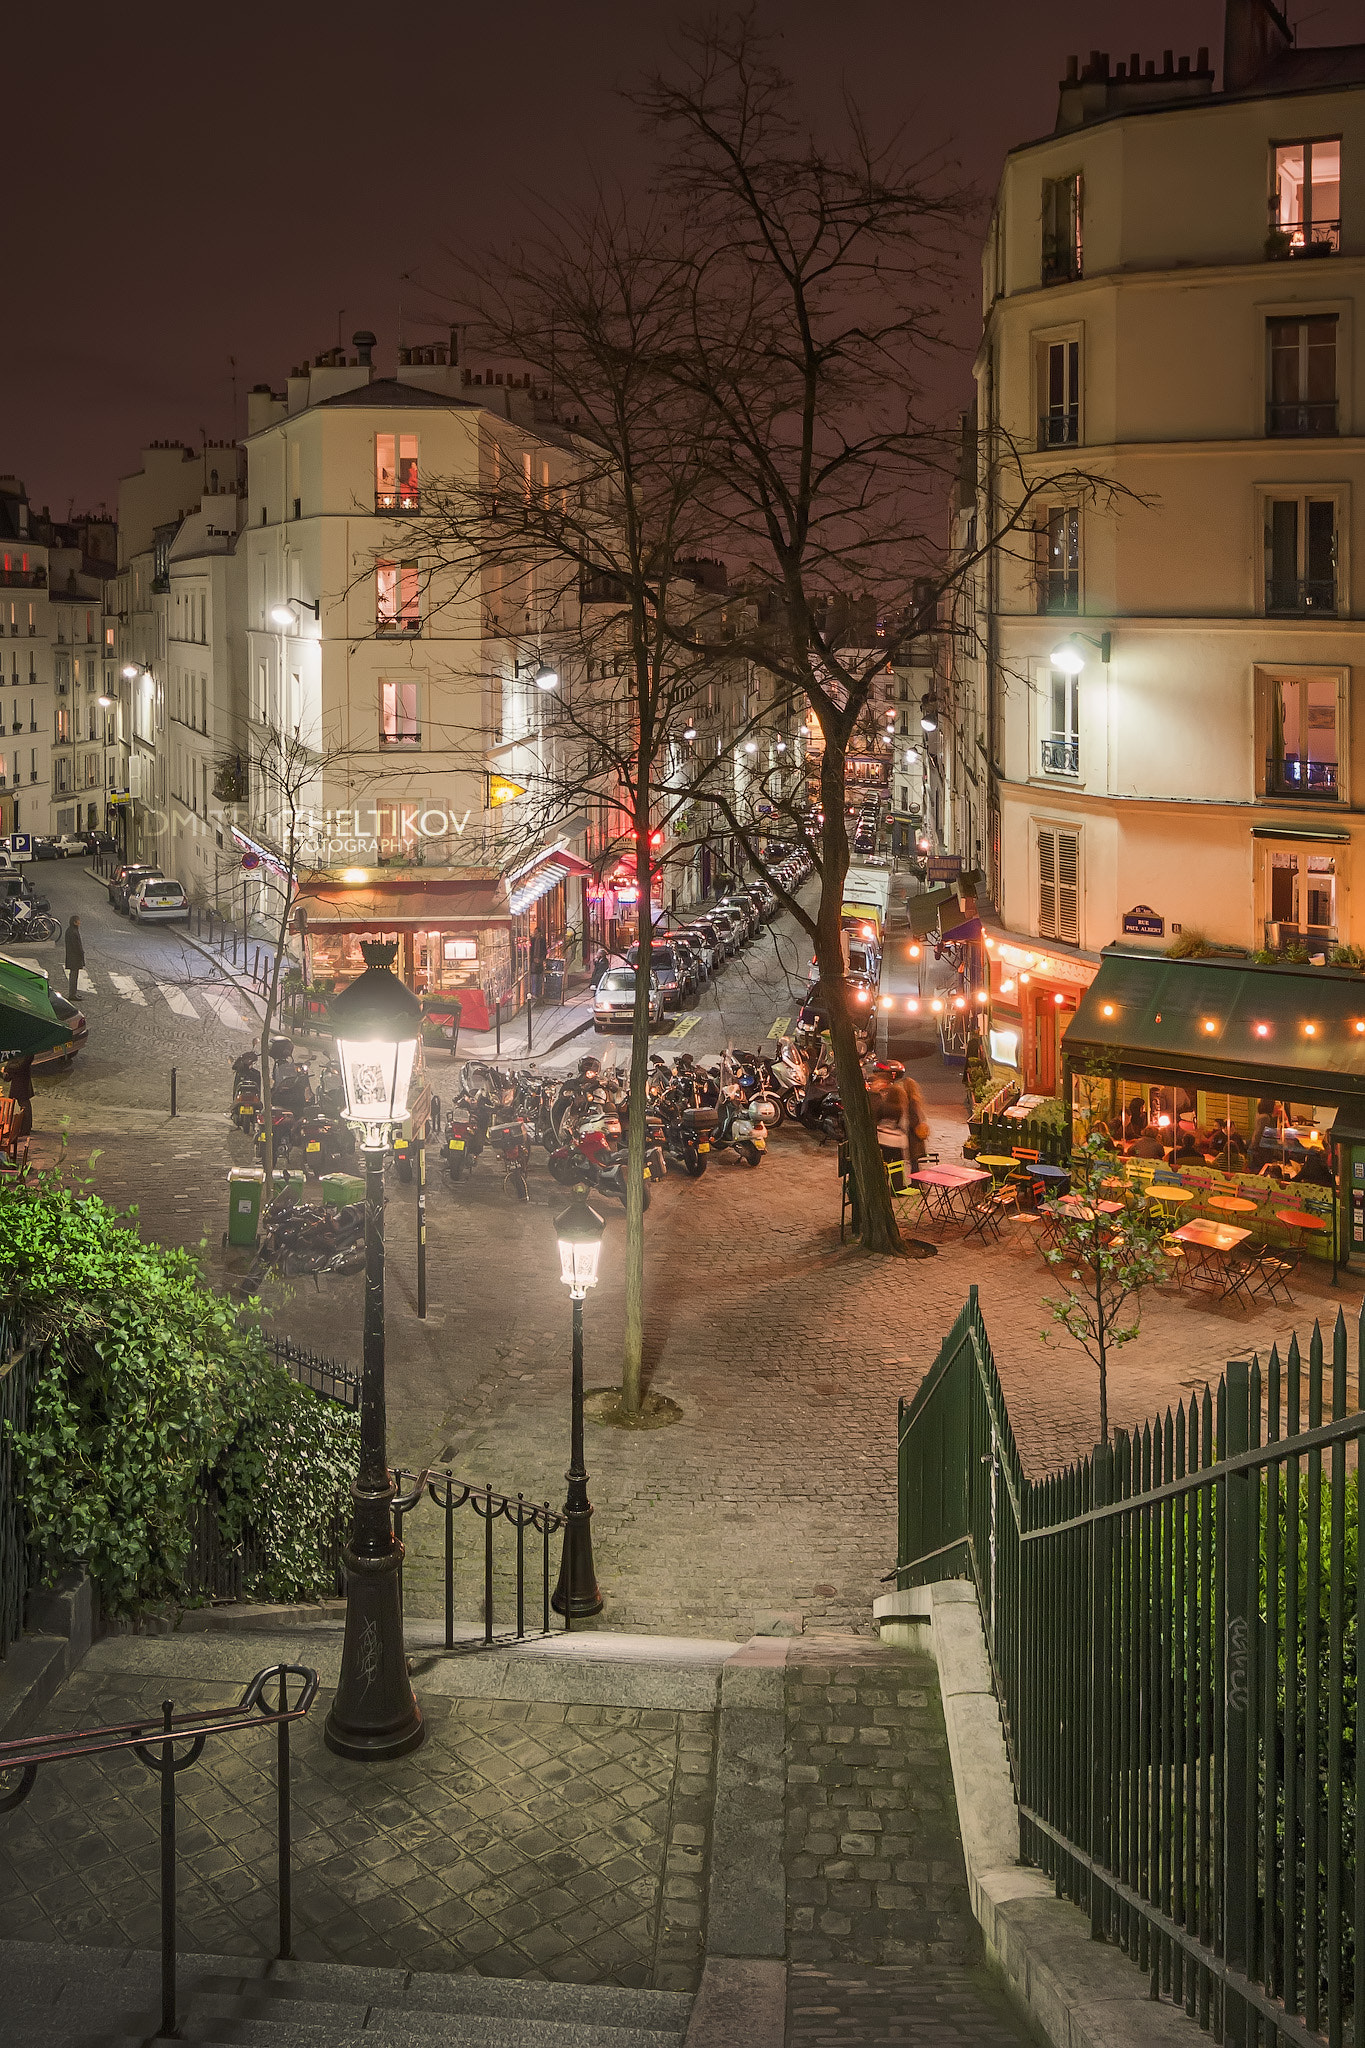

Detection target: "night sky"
[9, 0, 1358, 517]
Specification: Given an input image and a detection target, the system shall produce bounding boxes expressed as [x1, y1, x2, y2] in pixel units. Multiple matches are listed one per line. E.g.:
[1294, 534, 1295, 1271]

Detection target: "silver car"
[592, 967, 663, 1029]
[128, 876, 190, 924]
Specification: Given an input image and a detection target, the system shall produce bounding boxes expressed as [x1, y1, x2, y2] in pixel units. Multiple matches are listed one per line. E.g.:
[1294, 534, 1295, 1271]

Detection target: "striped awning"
[507, 849, 593, 916]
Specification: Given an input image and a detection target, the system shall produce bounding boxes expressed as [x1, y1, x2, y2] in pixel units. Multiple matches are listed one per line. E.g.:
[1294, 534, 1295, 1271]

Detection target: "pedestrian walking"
[64, 916, 85, 1002]
[3, 1052, 34, 1139]
[589, 948, 610, 990]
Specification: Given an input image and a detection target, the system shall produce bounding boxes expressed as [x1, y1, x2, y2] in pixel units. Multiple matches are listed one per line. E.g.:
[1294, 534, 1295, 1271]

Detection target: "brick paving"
[783, 1637, 1031, 2046]
[0, 1662, 713, 1991]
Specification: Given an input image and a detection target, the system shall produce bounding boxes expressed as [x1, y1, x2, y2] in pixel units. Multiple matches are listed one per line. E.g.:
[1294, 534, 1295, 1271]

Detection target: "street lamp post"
[551, 1189, 606, 1619]
[323, 942, 426, 1761]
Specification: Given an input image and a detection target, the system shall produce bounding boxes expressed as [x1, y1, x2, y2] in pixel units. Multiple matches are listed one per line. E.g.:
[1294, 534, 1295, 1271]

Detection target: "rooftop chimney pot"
[352, 329, 376, 366]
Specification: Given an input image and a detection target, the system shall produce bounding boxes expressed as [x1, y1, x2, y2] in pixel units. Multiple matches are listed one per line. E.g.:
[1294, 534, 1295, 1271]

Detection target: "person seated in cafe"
[1297, 1146, 1335, 1189]
[1088, 1118, 1117, 1152]
[1251, 1095, 1284, 1160]
[1121, 1100, 1148, 1141]
[1207, 1118, 1248, 1167]
[1130, 1121, 1167, 1160]
[1172, 1131, 1207, 1169]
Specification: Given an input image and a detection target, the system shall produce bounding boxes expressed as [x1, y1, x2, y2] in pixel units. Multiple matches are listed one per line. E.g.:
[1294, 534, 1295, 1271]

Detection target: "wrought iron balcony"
[1040, 736, 1079, 776]
[375, 489, 420, 513]
[0, 566, 45, 589]
[378, 729, 421, 747]
[1266, 399, 1337, 437]
[1265, 576, 1336, 616]
[1037, 410, 1079, 450]
[1264, 752, 1338, 799]
[1267, 219, 1341, 260]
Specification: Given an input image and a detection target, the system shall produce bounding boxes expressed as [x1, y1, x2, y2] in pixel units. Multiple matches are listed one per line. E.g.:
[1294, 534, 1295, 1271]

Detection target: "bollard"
[527, 995, 534, 1055]
[253, 948, 260, 985]
[417, 1137, 427, 1320]
[170, 1068, 177, 1118]
[232, 932, 238, 966]
[495, 999, 501, 1059]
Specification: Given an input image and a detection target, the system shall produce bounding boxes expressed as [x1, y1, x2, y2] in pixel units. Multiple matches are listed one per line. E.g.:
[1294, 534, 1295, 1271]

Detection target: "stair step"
[178, 2008, 686, 2048]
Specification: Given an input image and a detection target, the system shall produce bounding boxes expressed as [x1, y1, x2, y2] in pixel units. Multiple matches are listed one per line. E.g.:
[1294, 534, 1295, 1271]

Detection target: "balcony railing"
[379, 729, 421, 747]
[1040, 736, 1079, 776]
[376, 617, 421, 635]
[1265, 752, 1338, 799]
[0, 566, 45, 589]
[1037, 410, 1079, 450]
[1267, 219, 1341, 260]
[1041, 236, 1082, 287]
[1266, 398, 1337, 436]
[1264, 918, 1336, 952]
[375, 490, 420, 513]
[1266, 576, 1336, 616]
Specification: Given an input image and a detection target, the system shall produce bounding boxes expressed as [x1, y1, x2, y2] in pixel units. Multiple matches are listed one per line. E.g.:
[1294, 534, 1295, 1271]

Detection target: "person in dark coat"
[4, 1053, 34, 1139]
[589, 948, 610, 989]
[64, 916, 85, 1002]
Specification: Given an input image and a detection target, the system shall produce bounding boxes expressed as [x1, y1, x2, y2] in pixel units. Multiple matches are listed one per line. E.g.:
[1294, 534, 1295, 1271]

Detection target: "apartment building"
[241, 334, 595, 1026]
[960, 0, 1365, 1092]
[0, 478, 116, 840]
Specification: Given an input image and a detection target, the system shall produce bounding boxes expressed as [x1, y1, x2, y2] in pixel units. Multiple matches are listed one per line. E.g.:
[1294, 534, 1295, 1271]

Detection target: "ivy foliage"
[0, 1177, 357, 1615]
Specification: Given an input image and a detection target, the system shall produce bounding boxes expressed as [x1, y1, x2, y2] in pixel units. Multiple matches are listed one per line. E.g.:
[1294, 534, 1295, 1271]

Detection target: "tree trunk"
[814, 741, 901, 1255]
[619, 815, 652, 1414]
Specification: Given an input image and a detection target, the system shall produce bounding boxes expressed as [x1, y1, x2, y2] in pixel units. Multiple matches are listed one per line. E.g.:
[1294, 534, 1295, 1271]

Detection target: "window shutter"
[1038, 827, 1057, 937]
[1037, 826, 1080, 944]
[1057, 830, 1080, 942]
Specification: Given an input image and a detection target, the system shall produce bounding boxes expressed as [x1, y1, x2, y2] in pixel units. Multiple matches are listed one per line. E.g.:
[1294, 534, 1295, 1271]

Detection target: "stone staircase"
[0, 1942, 694, 2048]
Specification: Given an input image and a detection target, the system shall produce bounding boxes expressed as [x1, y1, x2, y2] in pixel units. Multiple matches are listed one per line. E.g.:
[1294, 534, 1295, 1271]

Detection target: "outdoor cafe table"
[1274, 1207, 1331, 1250]
[1172, 1216, 1253, 1299]
[910, 1163, 991, 1229]
[1208, 1194, 1258, 1218]
[976, 1154, 1017, 1181]
[1146, 1185, 1194, 1214]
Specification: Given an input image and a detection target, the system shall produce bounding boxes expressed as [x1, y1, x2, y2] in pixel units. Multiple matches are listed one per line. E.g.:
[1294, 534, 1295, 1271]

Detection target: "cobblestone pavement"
[0, 1660, 713, 1990]
[783, 1637, 1031, 2046]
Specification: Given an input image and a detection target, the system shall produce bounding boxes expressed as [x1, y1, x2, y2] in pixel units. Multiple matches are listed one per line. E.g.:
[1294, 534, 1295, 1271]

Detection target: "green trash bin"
[227, 1167, 266, 1247]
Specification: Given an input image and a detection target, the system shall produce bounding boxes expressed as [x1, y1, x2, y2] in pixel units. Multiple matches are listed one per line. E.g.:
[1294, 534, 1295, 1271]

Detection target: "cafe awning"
[505, 848, 593, 916]
[1064, 950, 1365, 1110]
[294, 879, 514, 929]
[0, 958, 74, 1056]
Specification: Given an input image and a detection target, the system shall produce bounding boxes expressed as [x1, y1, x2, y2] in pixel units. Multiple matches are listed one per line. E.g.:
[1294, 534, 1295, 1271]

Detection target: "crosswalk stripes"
[106, 973, 146, 1006]
[75, 966, 254, 1030]
[156, 982, 199, 1019]
[201, 987, 252, 1031]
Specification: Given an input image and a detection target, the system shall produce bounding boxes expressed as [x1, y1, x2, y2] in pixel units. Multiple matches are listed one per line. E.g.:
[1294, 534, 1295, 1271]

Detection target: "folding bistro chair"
[962, 1188, 1007, 1245]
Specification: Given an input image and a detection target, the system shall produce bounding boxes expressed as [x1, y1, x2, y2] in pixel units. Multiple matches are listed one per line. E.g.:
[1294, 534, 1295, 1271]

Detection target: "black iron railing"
[1265, 753, 1338, 798]
[269, 1336, 361, 1410]
[1268, 399, 1338, 437]
[1040, 736, 1079, 776]
[1037, 411, 1080, 450]
[896, 1288, 1363, 2048]
[1266, 576, 1337, 616]
[1270, 220, 1342, 260]
[393, 1470, 567, 1647]
[0, 1665, 318, 2038]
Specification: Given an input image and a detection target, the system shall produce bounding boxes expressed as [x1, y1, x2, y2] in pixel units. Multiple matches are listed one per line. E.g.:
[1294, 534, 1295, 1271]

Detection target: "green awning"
[0, 959, 73, 1057]
[906, 885, 958, 937]
[1064, 950, 1365, 1109]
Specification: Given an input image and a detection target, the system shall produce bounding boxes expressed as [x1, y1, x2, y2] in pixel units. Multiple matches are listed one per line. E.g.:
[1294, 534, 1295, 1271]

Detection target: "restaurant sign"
[1121, 903, 1165, 937]
[925, 853, 962, 883]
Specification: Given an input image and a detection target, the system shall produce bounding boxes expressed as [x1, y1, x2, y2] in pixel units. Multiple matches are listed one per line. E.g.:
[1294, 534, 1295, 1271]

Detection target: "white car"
[593, 967, 663, 1030]
[129, 876, 190, 924]
[54, 833, 88, 858]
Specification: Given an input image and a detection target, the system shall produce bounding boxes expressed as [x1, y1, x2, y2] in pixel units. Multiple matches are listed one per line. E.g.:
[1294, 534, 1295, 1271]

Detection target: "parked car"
[670, 931, 710, 984]
[592, 967, 664, 1030]
[129, 876, 190, 924]
[38, 991, 88, 1068]
[680, 926, 719, 976]
[625, 942, 692, 1006]
[29, 836, 57, 860]
[81, 829, 118, 855]
[716, 894, 759, 940]
[109, 863, 162, 913]
[54, 832, 88, 859]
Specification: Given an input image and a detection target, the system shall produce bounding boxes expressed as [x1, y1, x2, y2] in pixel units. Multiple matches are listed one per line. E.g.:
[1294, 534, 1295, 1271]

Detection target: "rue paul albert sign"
[1121, 903, 1165, 937]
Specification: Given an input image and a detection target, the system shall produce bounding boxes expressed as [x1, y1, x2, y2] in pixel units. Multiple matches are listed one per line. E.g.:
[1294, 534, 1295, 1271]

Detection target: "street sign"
[1122, 903, 1165, 937]
[8, 833, 30, 860]
[487, 774, 527, 808]
[925, 853, 962, 883]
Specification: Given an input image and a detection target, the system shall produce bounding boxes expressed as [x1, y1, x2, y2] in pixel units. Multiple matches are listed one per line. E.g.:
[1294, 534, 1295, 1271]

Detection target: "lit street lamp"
[551, 1188, 606, 1619]
[323, 942, 426, 1761]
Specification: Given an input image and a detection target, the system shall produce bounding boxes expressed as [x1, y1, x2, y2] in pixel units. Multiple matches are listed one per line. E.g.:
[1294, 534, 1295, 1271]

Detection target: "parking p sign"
[8, 833, 31, 860]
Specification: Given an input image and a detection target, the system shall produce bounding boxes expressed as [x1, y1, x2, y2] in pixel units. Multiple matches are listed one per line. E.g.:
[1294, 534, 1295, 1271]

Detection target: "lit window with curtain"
[375, 433, 420, 511]
[1264, 674, 1339, 799]
[376, 560, 421, 633]
[379, 680, 420, 746]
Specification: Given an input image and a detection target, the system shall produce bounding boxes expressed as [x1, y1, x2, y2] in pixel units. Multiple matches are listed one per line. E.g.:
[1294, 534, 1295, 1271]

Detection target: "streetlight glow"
[554, 1188, 606, 1299]
[534, 662, 558, 691]
[1051, 636, 1087, 675]
[269, 604, 296, 629]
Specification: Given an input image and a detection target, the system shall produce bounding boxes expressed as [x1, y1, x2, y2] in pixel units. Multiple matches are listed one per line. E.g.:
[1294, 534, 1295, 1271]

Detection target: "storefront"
[983, 927, 1102, 1095]
[1063, 950, 1365, 1269]
[293, 874, 517, 1034]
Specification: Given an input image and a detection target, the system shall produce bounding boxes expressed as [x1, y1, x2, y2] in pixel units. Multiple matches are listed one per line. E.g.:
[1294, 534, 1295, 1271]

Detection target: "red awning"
[506, 848, 594, 915]
[295, 880, 513, 929]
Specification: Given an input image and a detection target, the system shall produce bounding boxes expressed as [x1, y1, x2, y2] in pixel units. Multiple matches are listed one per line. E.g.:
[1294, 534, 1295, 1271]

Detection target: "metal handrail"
[0, 1663, 318, 2039]
[392, 1469, 566, 1648]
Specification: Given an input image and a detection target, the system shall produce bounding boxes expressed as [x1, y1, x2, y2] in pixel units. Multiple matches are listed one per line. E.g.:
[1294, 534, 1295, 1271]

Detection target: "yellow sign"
[487, 774, 527, 808]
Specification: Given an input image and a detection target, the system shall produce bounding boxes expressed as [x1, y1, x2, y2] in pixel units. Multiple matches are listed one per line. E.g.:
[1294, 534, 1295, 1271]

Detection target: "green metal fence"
[897, 1286, 1361, 2047]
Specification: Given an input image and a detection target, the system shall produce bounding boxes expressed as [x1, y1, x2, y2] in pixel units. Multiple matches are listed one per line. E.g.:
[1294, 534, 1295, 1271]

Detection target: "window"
[1037, 825, 1079, 943]
[54, 757, 70, 794]
[1270, 140, 1341, 257]
[376, 560, 420, 633]
[1036, 506, 1080, 613]
[1039, 339, 1080, 448]
[1041, 668, 1079, 776]
[375, 434, 419, 512]
[1267, 316, 1337, 435]
[1041, 173, 1082, 285]
[55, 707, 70, 744]
[380, 680, 420, 746]
[1265, 496, 1336, 613]
[1266, 850, 1336, 947]
[1264, 674, 1340, 799]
